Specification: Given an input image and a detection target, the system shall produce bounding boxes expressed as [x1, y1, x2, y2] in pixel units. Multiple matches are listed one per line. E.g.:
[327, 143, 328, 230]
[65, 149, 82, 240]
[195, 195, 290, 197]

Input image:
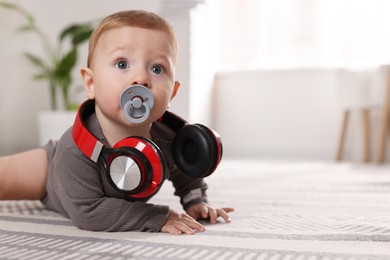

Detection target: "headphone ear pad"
[172, 124, 222, 178]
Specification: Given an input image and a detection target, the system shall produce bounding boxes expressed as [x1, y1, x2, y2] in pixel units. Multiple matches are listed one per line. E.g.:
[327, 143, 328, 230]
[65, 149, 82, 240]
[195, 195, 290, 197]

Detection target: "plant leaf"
[59, 24, 81, 42]
[17, 24, 34, 32]
[24, 52, 46, 69]
[72, 28, 93, 45]
[59, 23, 93, 44]
[25, 14, 34, 24]
[33, 73, 50, 80]
[0, 1, 18, 9]
[68, 103, 80, 111]
[0, 2, 35, 24]
[55, 48, 77, 75]
[57, 74, 71, 89]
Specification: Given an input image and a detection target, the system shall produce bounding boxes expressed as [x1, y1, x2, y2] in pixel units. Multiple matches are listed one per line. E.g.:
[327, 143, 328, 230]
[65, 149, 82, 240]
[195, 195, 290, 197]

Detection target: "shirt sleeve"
[47, 146, 170, 232]
[167, 163, 209, 211]
[151, 122, 210, 211]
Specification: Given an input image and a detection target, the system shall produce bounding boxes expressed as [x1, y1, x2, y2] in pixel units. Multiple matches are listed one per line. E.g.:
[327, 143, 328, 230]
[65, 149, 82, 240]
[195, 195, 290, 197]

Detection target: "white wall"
[2, 1, 389, 162]
[0, 0, 193, 155]
[214, 69, 387, 161]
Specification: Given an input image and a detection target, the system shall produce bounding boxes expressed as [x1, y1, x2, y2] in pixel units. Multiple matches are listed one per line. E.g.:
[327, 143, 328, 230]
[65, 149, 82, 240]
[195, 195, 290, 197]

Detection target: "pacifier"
[120, 85, 154, 124]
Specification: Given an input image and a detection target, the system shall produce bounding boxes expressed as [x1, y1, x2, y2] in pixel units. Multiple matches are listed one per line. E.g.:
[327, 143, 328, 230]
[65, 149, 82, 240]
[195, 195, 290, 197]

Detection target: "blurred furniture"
[376, 66, 390, 163]
[335, 68, 382, 162]
[336, 66, 390, 162]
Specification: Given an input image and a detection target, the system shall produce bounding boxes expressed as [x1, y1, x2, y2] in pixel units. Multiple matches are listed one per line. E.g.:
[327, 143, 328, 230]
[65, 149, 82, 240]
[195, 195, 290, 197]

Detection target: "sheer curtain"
[208, 0, 390, 71]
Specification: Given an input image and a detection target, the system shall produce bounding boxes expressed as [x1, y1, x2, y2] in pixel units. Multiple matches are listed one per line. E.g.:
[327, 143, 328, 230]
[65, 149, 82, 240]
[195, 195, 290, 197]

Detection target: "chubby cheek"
[93, 84, 124, 118]
[150, 89, 172, 119]
[95, 87, 120, 107]
[93, 71, 122, 100]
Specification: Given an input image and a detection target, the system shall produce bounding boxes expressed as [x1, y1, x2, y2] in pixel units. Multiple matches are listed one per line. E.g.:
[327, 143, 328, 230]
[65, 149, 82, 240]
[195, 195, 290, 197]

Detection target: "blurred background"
[1, 0, 390, 163]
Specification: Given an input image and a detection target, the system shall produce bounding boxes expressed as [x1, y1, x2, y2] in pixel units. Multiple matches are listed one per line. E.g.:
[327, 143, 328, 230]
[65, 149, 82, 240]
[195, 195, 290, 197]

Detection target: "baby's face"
[88, 26, 178, 127]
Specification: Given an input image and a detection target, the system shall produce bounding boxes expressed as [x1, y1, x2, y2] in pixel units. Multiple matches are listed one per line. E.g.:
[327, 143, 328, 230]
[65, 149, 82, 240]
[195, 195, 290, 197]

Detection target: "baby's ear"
[170, 81, 181, 100]
[80, 67, 95, 99]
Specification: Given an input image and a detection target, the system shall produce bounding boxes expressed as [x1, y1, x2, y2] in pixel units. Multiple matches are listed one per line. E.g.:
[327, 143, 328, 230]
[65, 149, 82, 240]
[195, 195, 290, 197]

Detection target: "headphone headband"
[73, 100, 189, 162]
[73, 100, 104, 162]
[159, 109, 187, 133]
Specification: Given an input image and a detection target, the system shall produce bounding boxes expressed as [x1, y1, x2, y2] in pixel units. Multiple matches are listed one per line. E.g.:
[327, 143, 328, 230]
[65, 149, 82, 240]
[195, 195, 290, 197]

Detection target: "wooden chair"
[335, 68, 379, 162]
[376, 66, 390, 163]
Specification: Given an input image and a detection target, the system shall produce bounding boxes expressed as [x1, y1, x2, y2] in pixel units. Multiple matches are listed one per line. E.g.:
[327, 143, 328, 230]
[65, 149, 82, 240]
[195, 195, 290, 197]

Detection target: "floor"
[0, 159, 390, 259]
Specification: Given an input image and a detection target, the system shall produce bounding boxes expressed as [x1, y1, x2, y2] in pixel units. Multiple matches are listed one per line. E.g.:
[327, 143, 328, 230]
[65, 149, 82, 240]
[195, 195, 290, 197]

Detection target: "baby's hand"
[186, 203, 234, 224]
[161, 209, 205, 235]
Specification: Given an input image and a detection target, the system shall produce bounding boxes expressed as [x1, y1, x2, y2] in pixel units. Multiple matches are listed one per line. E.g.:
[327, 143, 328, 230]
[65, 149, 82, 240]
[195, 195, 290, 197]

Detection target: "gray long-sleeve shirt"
[41, 112, 208, 232]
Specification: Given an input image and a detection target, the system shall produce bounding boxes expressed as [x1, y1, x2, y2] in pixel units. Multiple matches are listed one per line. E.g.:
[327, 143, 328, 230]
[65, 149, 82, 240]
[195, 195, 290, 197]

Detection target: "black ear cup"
[172, 124, 222, 178]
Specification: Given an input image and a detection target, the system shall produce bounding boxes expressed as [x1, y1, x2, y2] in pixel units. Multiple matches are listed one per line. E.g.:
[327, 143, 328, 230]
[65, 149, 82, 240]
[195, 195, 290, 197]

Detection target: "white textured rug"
[1, 159, 390, 259]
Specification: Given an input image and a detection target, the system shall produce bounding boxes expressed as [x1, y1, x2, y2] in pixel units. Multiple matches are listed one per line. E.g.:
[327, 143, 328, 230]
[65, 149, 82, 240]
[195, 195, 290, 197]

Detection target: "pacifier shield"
[120, 85, 154, 124]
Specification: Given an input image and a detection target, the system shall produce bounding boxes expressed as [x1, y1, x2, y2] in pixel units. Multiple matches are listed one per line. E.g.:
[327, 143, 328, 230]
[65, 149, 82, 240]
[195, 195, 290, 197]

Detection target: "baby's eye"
[116, 60, 128, 70]
[151, 65, 163, 74]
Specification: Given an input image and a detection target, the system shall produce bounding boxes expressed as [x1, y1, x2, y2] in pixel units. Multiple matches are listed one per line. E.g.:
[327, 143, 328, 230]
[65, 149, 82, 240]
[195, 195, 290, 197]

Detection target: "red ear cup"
[172, 124, 223, 178]
[107, 137, 166, 199]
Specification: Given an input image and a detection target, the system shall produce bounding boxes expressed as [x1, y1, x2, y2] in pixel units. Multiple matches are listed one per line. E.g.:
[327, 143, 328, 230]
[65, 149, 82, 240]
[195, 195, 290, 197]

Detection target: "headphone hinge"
[91, 141, 104, 163]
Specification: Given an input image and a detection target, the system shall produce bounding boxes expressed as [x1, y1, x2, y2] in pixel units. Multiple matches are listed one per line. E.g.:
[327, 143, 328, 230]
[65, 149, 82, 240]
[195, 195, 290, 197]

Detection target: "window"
[209, 0, 390, 71]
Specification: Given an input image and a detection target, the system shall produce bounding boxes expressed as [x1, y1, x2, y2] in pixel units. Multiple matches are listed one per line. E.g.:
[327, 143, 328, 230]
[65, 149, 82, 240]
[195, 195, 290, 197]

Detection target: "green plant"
[0, 1, 94, 110]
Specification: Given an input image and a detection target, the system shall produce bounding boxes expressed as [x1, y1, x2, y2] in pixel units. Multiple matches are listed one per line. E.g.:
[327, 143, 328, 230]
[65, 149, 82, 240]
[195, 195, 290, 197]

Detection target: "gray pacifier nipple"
[120, 85, 154, 124]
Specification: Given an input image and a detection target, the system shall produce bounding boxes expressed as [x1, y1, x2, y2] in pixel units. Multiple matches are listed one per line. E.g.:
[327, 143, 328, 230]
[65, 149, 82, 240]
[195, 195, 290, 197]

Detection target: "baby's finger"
[186, 209, 197, 220]
[183, 213, 197, 221]
[173, 221, 197, 235]
[217, 209, 232, 223]
[222, 207, 235, 213]
[208, 208, 218, 224]
[197, 205, 208, 219]
[161, 224, 182, 235]
[182, 218, 205, 232]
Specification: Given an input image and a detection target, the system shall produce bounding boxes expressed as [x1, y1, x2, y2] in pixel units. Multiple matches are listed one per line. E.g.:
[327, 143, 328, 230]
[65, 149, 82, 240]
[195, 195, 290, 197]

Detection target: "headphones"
[72, 97, 223, 200]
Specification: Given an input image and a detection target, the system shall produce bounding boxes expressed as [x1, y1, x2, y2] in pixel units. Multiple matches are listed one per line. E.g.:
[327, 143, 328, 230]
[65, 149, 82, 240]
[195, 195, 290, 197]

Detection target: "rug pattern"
[1, 160, 390, 259]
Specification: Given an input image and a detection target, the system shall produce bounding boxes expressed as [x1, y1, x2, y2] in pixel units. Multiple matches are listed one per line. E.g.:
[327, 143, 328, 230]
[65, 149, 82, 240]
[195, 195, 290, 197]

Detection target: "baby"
[0, 10, 233, 235]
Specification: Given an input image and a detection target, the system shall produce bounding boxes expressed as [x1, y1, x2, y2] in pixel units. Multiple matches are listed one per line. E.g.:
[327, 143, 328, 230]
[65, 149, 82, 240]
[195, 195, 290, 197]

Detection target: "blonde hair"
[87, 10, 178, 68]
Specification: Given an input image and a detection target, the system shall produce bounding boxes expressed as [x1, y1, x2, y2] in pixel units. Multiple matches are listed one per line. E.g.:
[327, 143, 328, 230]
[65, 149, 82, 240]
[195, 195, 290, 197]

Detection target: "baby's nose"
[131, 73, 150, 88]
[132, 81, 149, 88]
